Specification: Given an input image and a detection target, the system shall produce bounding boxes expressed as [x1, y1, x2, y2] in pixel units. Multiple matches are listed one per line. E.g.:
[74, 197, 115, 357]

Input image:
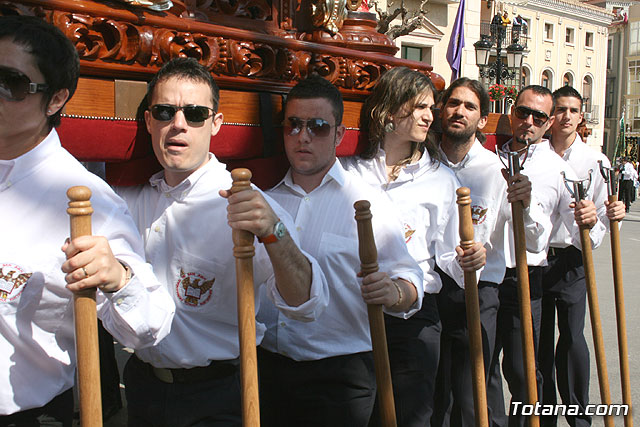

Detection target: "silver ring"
[82, 267, 89, 278]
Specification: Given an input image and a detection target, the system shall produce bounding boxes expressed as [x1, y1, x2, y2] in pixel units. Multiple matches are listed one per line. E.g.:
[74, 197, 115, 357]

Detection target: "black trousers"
[488, 266, 544, 427]
[0, 388, 73, 427]
[258, 348, 376, 427]
[432, 272, 501, 427]
[620, 179, 634, 211]
[369, 293, 441, 427]
[124, 354, 242, 427]
[540, 246, 590, 427]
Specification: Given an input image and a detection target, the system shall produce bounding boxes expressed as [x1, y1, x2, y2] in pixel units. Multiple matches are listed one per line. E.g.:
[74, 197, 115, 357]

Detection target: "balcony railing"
[584, 105, 600, 124]
[480, 22, 529, 49]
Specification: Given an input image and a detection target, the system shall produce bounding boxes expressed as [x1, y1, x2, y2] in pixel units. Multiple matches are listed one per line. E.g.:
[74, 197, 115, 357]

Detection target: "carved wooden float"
[1, 0, 510, 188]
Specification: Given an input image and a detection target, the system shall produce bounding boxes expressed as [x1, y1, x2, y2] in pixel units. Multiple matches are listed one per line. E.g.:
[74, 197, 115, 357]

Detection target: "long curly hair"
[360, 67, 439, 180]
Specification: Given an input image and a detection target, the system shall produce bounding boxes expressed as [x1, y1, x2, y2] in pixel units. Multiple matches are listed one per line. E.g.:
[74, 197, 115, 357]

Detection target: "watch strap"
[257, 233, 278, 244]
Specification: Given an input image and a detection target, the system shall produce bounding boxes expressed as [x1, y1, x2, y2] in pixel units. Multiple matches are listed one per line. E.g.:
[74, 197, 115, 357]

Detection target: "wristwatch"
[258, 220, 287, 244]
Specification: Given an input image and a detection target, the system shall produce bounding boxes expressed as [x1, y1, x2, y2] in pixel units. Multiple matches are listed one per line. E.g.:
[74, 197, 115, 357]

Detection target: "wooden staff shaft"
[456, 188, 489, 427]
[67, 186, 103, 427]
[354, 200, 397, 427]
[511, 200, 539, 427]
[607, 195, 633, 427]
[579, 225, 614, 427]
[230, 169, 260, 427]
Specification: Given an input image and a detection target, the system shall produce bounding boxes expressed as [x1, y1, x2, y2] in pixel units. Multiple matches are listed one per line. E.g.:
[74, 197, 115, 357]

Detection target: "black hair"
[284, 75, 343, 125]
[146, 57, 219, 112]
[514, 84, 555, 114]
[439, 77, 491, 118]
[0, 15, 80, 130]
[552, 85, 583, 109]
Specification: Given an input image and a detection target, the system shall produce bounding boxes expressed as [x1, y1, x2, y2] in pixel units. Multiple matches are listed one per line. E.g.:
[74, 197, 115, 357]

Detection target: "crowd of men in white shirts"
[0, 14, 628, 427]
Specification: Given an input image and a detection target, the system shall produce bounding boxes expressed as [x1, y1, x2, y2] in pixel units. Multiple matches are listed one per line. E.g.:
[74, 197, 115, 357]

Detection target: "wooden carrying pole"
[230, 169, 261, 427]
[354, 200, 397, 427]
[569, 180, 614, 427]
[456, 187, 489, 427]
[506, 153, 539, 427]
[600, 162, 633, 427]
[67, 186, 103, 427]
[607, 193, 633, 427]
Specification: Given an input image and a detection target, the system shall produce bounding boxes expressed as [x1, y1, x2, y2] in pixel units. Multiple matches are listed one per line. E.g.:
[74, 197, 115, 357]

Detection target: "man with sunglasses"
[536, 86, 625, 427]
[497, 85, 601, 426]
[115, 58, 328, 427]
[257, 75, 423, 426]
[0, 16, 176, 426]
[432, 78, 546, 427]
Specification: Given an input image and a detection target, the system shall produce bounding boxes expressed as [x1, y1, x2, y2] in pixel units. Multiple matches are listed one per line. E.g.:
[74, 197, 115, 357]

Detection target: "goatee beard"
[443, 127, 475, 145]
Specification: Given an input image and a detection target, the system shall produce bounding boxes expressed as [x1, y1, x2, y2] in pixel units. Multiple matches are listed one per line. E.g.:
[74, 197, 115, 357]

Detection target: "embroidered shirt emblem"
[471, 205, 488, 225]
[404, 223, 416, 243]
[0, 263, 32, 302]
[175, 268, 215, 307]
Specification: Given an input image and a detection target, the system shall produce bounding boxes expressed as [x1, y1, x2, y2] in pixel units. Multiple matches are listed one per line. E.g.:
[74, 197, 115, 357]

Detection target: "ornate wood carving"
[1, 0, 444, 93]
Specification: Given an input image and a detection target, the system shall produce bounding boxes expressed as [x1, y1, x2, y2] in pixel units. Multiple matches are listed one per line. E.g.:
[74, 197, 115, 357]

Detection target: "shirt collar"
[0, 128, 60, 189]
[150, 153, 221, 198]
[374, 147, 433, 182]
[276, 159, 345, 196]
[439, 138, 483, 170]
[550, 133, 582, 161]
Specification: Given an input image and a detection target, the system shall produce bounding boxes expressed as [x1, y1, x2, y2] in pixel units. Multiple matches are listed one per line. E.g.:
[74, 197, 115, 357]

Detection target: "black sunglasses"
[0, 66, 49, 101]
[283, 117, 334, 138]
[513, 105, 550, 126]
[150, 104, 215, 123]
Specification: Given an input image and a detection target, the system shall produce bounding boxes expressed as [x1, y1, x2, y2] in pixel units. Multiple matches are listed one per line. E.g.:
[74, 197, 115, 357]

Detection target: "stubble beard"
[442, 123, 476, 146]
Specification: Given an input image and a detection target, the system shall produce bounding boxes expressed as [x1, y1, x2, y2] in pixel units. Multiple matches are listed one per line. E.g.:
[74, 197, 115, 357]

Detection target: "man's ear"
[145, 109, 152, 134]
[477, 115, 488, 131]
[544, 115, 555, 133]
[46, 89, 69, 117]
[335, 124, 346, 147]
[211, 112, 224, 137]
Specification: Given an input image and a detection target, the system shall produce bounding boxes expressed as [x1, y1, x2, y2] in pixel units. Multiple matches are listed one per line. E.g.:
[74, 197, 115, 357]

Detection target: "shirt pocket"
[0, 256, 71, 335]
[169, 249, 228, 313]
[317, 232, 360, 285]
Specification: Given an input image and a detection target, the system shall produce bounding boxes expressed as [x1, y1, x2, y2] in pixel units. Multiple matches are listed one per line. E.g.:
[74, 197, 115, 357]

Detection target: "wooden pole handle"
[354, 200, 397, 427]
[578, 224, 614, 427]
[510, 199, 539, 427]
[230, 168, 260, 427]
[67, 185, 103, 427]
[607, 195, 633, 427]
[456, 188, 489, 427]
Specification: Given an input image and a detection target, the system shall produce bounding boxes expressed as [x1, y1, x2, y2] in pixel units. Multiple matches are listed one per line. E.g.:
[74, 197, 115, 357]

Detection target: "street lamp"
[473, 34, 524, 86]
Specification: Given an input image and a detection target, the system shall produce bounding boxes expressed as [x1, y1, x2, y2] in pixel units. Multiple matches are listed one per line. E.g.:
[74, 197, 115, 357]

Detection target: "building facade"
[377, 0, 612, 151]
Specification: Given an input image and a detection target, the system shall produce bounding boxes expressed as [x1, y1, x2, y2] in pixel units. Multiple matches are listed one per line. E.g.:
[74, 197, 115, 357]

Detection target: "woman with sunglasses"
[342, 67, 484, 426]
[0, 15, 175, 426]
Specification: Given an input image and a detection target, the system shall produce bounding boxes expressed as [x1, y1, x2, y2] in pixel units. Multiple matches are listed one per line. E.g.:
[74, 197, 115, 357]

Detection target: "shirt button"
[165, 193, 171, 198]
[116, 298, 124, 305]
[6, 181, 11, 187]
[280, 322, 286, 327]
[304, 196, 309, 202]
[296, 227, 301, 232]
[154, 226, 161, 232]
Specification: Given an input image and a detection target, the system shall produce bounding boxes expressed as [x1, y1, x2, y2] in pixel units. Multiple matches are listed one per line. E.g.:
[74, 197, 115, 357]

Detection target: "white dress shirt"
[533, 137, 606, 250]
[621, 161, 638, 181]
[259, 161, 423, 361]
[499, 140, 575, 267]
[547, 135, 608, 250]
[341, 149, 463, 292]
[0, 130, 175, 415]
[441, 140, 547, 278]
[117, 155, 328, 368]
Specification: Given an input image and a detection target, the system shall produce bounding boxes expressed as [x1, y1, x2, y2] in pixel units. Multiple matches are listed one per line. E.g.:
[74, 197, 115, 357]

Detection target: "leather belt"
[548, 246, 575, 257]
[134, 354, 238, 384]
